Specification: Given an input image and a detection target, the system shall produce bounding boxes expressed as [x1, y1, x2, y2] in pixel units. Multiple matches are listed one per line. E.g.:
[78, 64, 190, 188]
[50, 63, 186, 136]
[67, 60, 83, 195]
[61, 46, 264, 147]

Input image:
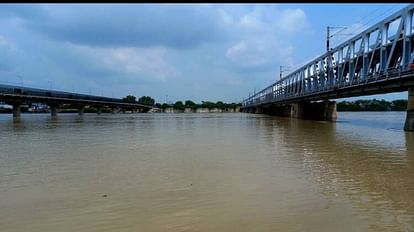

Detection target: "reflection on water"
[0, 112, 413, 232]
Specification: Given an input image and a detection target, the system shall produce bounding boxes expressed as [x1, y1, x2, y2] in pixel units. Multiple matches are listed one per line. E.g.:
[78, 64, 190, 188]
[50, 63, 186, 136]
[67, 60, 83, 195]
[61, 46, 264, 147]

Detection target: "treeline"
[156, 100, 241, 110]
[337, 99, 407, 111]
[121, 95, 241, 110]
[122, 95, 155, 106]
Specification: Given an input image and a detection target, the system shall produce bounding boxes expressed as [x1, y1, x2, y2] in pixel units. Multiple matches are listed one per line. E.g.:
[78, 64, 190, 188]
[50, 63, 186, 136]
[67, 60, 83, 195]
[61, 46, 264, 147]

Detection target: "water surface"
[0, 112, 413, 231]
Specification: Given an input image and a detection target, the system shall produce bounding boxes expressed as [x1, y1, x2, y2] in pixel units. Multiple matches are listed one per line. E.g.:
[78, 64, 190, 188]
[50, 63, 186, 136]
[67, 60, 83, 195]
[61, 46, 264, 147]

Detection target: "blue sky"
[0, 3, 410, 103]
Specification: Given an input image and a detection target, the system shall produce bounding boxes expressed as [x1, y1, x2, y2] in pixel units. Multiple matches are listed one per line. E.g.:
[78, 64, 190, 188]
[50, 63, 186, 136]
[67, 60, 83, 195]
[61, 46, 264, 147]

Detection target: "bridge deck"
[0, 84, 153, 109]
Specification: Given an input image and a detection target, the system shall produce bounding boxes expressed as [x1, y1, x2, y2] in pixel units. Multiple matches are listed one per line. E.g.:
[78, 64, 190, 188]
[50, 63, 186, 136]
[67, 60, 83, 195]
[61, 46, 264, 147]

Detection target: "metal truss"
[242, 4, 414, 108]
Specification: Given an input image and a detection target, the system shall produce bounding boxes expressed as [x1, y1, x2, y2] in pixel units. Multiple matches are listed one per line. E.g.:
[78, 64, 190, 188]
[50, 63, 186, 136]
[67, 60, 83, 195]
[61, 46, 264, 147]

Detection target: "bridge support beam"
[404, 87, 414, 131]
[12, 103, 21, 118]
[78, 106, 85, 116]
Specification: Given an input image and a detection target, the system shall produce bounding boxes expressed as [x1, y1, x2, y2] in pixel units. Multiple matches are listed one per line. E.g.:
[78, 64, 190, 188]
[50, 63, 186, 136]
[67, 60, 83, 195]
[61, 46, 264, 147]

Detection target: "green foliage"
[161, 103, 170, 109]
[201, 101, 216, 109]
[155, 103, 162, 109]
[173, 101, 185, 110]
[154, 99, 241, 111]
[337, 99, 407, 111]
[215, 101, 225, 109]
[185, 100, 196, 109]
[122, 95, 136, 103]
[391, 100, 407, 111]
[138, 96, 155, 106]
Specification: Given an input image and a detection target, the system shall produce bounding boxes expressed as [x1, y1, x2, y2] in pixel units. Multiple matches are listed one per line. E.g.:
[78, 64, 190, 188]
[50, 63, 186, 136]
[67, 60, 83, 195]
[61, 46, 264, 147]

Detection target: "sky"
[0, 3, 410, 104]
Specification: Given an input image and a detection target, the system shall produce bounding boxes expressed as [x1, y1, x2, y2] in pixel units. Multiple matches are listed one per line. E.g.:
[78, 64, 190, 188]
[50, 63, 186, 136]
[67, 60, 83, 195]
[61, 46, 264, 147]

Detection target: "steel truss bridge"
[241, 4, 414, 108]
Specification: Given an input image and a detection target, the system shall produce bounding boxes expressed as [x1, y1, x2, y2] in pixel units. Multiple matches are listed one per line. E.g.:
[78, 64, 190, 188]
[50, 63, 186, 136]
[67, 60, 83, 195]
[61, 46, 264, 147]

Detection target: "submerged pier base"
[404, 88, 414, 131]
[243, 100, 337, 121]
[12, 103, 21, 118]
[49, 104, 58, 117]
[78, 106, 85, 116]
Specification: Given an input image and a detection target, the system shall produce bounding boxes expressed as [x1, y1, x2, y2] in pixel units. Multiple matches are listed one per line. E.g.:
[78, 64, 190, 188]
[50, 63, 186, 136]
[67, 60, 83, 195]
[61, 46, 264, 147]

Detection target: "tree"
[173, 101, 185, 110]
[138, 96, 155, 106]
[201, 101, 215, 109]
[161, 103, 170, 109]
[391, 100, 407, 111]
[216, 101, 225, 109]
[122, 95, 136, 103]
[155, 103, 162, 109]
[185, 100, 196, 109]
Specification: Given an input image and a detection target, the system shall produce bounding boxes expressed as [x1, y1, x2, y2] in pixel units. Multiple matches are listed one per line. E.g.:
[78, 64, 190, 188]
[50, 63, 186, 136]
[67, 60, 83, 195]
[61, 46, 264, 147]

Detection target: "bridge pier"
[404, 87, 414, 131]
[292, 100, 337, 121]
[12, 103, 21, 118]
[78, 106, 85, 115]
[243, 100, 337, 121]
[49, 104, 58, 117]
[96, 107, 102, 115]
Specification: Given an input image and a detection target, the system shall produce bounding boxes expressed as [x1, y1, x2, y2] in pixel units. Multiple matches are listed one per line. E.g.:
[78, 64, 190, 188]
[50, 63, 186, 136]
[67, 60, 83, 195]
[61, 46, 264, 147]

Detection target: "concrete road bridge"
[241, 4, 414, 131]
[0, 84, 154, 117]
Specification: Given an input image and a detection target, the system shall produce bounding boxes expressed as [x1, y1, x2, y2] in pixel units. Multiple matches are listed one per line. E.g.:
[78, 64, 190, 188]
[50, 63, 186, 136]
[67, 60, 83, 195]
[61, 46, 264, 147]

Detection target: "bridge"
[241, 4, 414, 131]
[0, 84, 154, 117]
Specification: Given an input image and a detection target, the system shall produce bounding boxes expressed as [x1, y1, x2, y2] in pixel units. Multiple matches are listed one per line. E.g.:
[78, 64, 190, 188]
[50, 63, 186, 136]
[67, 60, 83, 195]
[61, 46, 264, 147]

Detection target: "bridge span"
[241, 4, 414, 131]
[0, 84, 154, 117]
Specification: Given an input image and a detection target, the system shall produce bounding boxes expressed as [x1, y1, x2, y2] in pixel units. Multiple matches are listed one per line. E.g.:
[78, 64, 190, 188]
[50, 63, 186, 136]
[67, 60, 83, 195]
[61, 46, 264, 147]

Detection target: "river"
[0, 112, 413, 232]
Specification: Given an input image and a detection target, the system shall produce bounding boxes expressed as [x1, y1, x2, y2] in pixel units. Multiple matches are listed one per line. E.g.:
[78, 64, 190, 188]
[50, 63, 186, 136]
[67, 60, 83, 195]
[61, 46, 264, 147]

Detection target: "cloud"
[0, 35, 11, 48]
[277, 8, 308, 33]
[224, 5, 306, 71]
[51, 42, 178, 83]
[16, 4, 227, 50]
[0, 4, 47, 20]
[0, 4, 315, 102]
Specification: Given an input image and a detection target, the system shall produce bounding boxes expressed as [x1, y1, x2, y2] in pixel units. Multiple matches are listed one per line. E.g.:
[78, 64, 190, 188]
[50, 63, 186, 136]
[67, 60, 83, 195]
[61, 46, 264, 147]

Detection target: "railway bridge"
[0, 84, 154, 117]
[241, 4, 414, 131]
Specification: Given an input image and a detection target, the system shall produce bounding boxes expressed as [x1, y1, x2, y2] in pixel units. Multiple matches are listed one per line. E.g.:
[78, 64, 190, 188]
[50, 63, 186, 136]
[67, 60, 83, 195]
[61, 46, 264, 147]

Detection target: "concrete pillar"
[12, 103, 21, 118]
[404, 87, 414, 131]
[254, 107, 264, 114]
[291, 100, 336, 121]
[78, 106, 85, 116]
[323, 100, 337, 121]
[50, 104, 58, 117]
[290, 102, 304, 118]
[96, 107, 102, 115]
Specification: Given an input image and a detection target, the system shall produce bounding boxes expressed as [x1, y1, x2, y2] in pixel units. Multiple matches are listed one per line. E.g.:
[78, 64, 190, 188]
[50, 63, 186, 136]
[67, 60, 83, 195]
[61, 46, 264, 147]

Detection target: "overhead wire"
[286, 4, 405, 77]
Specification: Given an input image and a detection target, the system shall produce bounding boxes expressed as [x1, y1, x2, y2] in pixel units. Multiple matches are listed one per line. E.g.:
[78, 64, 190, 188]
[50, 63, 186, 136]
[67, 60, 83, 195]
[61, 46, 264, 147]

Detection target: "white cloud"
[0, 35, 12, 48]
[277, 8, 308, 33]
[67, 44, 177, 81]
[225, 6, 305, 70]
